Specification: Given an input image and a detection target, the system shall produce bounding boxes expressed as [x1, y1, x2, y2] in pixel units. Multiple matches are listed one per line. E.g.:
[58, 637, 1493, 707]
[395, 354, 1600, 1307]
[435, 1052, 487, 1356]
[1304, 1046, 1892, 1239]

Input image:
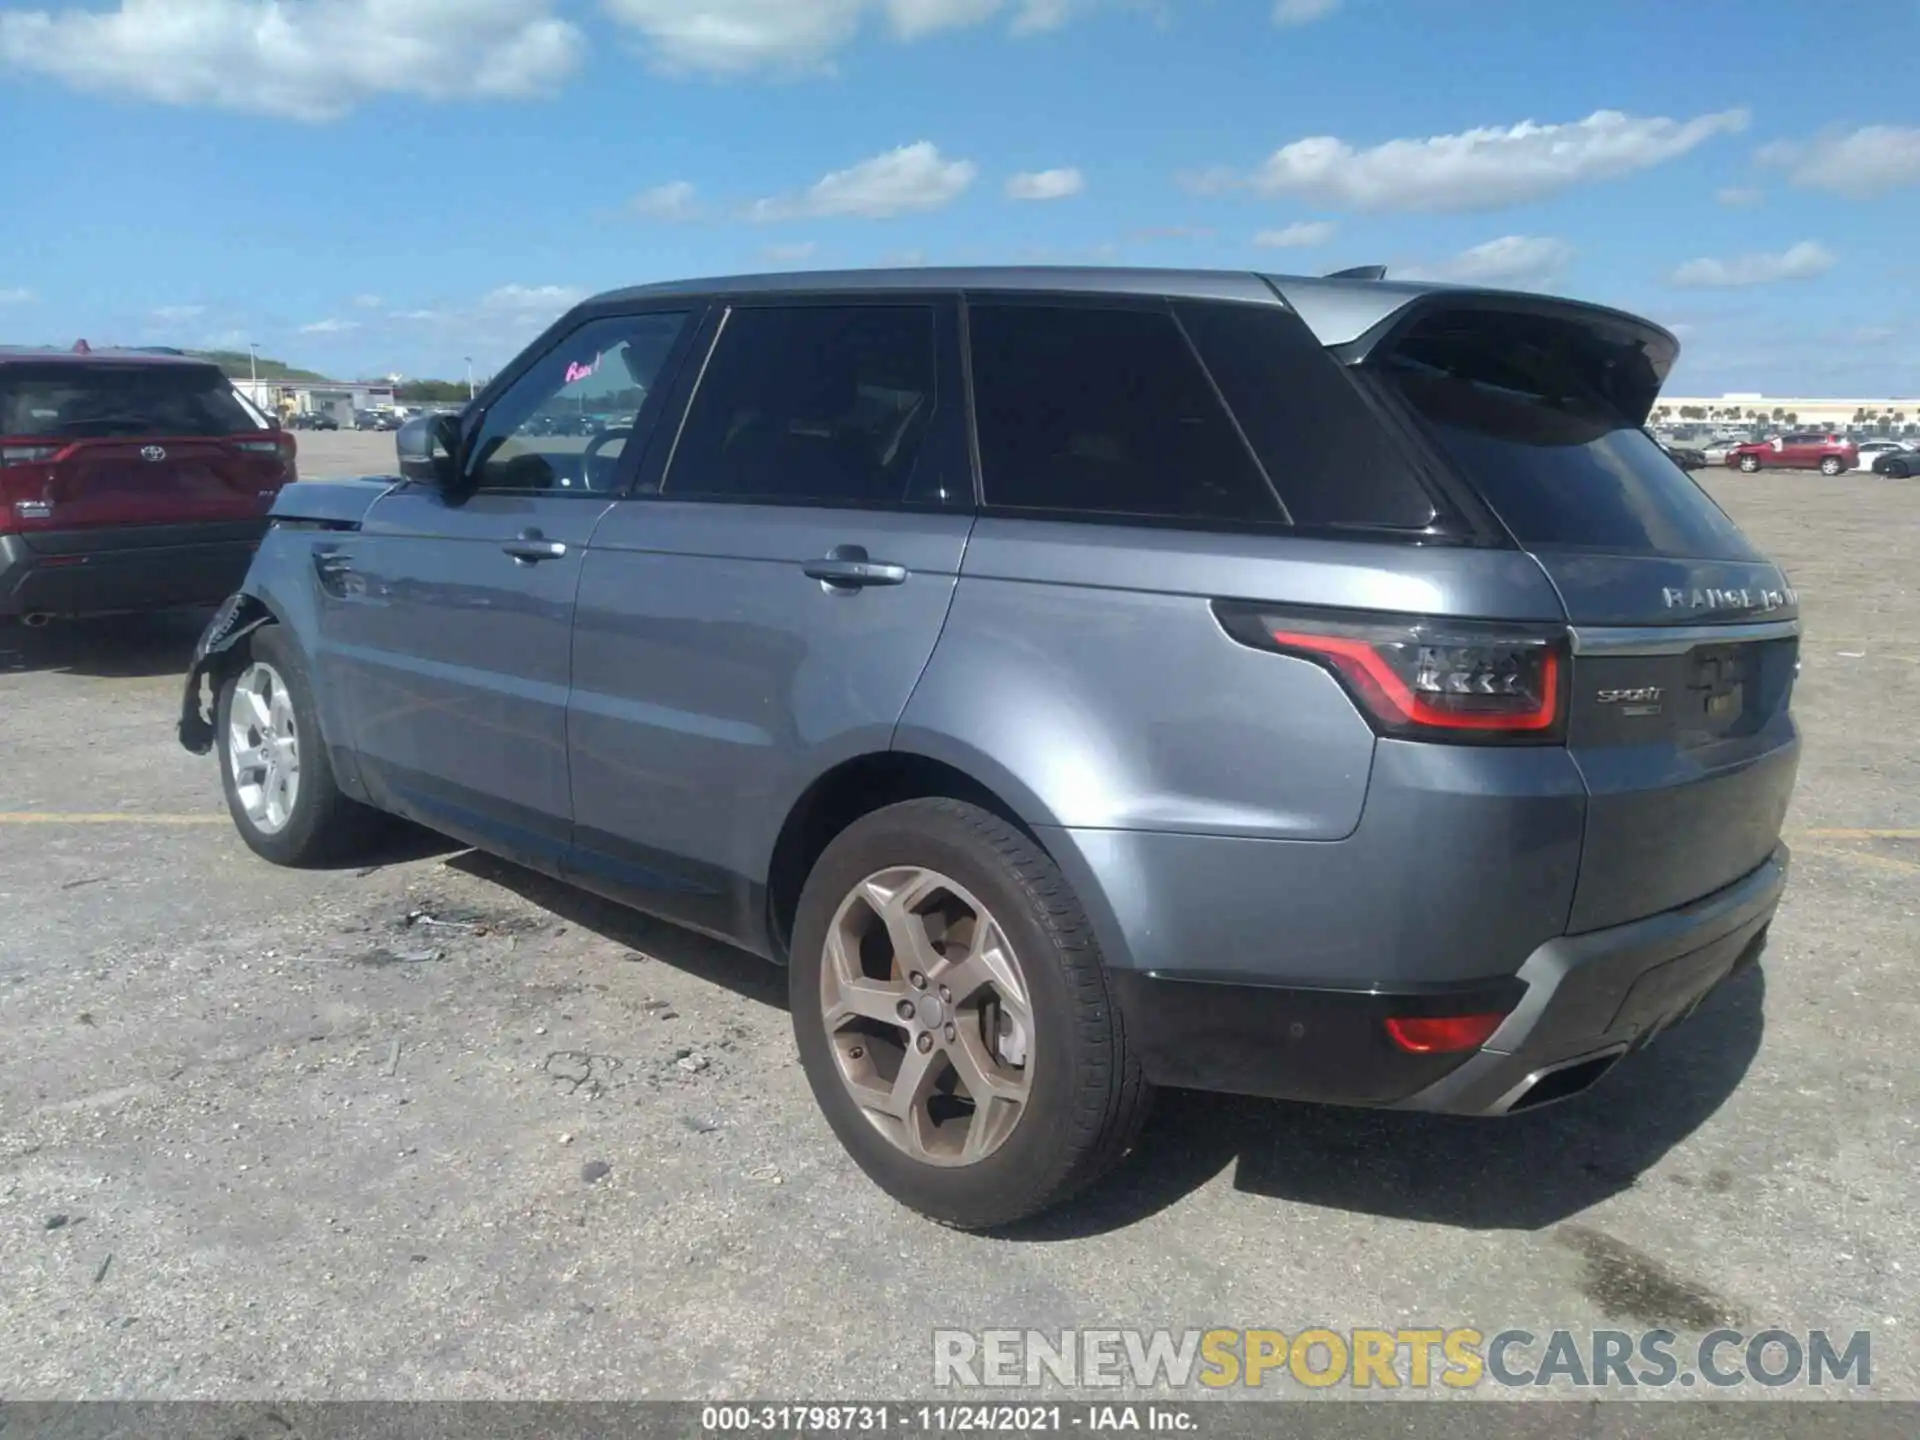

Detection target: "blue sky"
[3, 0, 1918, 395]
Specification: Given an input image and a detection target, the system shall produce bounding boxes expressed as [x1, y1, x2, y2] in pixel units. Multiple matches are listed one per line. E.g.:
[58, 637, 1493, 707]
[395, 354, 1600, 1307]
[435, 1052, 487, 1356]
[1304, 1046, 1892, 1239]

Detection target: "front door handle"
[502, 529, 568, 564]
[804, 545, 908, 590]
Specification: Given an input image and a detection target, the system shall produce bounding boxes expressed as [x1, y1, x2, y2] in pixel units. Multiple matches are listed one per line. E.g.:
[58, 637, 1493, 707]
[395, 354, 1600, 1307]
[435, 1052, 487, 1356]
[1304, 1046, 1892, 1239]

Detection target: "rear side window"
[665, 305, 939, 506]
[1176, 300, 1439, 532]
[1379, 314, 1761, 561]
[0, 363, 262, 439]
[968, 304, 1283, 524]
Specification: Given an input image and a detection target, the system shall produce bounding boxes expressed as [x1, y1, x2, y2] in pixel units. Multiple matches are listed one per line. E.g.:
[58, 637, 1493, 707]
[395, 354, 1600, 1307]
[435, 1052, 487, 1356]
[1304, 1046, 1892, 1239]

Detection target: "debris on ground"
[94, 1253, 113, 1284]
[581, 1160, 611, 1184]
[675, 1053, 710, 1075]
[44, 1214, 70, 1231]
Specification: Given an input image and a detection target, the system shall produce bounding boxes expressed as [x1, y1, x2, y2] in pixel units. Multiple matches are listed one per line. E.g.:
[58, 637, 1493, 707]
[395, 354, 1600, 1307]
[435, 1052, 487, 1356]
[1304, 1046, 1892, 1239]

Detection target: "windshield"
[0, 363, 264, 439]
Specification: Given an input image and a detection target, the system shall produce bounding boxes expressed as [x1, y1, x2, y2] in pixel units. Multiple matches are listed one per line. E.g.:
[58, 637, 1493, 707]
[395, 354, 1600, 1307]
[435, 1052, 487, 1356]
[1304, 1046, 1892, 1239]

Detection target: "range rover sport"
[179, 267, 1799, 1229]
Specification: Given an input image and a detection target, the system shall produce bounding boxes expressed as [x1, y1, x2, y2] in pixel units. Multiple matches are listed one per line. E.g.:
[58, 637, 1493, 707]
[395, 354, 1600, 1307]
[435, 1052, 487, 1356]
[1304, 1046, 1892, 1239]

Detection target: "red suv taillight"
[1214, 602, 1569, 744]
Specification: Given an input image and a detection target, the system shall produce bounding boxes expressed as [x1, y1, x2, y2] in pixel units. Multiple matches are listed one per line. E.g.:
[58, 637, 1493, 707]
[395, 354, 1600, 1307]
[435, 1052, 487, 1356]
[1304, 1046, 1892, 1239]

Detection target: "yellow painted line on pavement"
[1799, 843, 1920, 878]
[0, 812, 225, 826]
[1800, 827, 1920, 841]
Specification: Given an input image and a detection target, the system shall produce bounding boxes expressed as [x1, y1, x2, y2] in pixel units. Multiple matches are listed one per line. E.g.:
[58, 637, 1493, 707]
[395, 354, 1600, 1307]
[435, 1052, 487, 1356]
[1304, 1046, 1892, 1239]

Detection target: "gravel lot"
[1, 444, 1916, 1408]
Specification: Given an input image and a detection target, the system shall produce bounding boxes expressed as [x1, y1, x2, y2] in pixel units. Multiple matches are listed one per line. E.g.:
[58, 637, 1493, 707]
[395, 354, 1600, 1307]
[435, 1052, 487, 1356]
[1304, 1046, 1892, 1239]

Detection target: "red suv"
[1725, 432, 1857, 475]
[1, 345, 297, 625]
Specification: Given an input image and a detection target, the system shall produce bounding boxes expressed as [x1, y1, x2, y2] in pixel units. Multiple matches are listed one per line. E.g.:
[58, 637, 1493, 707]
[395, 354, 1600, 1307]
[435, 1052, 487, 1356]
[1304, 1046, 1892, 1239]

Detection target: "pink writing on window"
[564, 353, 601, 385]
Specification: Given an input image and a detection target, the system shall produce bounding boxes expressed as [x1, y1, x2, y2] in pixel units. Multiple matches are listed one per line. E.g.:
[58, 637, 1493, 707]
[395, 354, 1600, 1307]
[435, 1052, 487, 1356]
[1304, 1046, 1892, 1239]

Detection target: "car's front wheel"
[790, 799, 1150, 1229]
[216, 626, 380, 866]
[1819, 456, 1846, 476]
[1737, 453, 1761, 472]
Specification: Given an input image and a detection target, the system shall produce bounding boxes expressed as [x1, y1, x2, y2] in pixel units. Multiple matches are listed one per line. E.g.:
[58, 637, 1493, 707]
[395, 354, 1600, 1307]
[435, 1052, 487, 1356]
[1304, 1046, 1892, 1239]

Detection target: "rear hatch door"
[1370, 301, 1800, 932]
[1, 360, 288, 545]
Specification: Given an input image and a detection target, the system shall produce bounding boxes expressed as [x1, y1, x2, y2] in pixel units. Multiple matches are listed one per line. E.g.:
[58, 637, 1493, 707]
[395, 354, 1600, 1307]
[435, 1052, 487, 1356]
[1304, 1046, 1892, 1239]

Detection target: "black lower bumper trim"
[1108, 971, 1524, 1105]
[1, 530, 261, 619]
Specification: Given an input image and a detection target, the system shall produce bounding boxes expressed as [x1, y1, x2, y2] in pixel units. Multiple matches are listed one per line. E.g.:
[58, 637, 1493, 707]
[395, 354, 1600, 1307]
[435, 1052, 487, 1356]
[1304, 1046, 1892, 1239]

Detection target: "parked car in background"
[289, 411, 339, 431]
[353, 410, 400, 432]
[1854, 438, 1913, 472]
[1870, 448, 1916, 479]
[1656, 437, 1708, 470]
[179, 267, 1800, 1228]
[2, 345, 296, 624]
[1726, 433, 1857, 475]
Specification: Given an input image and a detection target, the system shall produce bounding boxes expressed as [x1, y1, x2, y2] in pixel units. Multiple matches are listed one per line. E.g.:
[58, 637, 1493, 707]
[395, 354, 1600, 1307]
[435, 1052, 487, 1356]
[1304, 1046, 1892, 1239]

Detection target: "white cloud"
[1757, 125, 1920, 198]
[0, 0, 582, 122]
[631, 180, 703, 221]
[602, 0, 1093, 73]
[390, 309, 443, 322]
[1228, 108, 1748, 212]
[0, 286, 35, 305]
[1715, 186, 1764, 207]
[351, 293, 383, 309]
[761, 241, 820, 263]
[1253, 219, 1336, 248]
[1272, 0, 1338, 26]
[1005, 167, 1084, 201]
[300, 318, 360, 335]
[1669, 241, 1836, 288]
[748, 141, 977, 220]
[150, 304, 205, 322]
[482, 283, 588, 311]
[1402, 235, 1576, 288]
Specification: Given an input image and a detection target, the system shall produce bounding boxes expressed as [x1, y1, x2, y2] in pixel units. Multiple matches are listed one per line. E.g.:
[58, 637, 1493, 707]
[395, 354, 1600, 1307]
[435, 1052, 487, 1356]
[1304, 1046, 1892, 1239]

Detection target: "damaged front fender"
[178, 592, 275, 754]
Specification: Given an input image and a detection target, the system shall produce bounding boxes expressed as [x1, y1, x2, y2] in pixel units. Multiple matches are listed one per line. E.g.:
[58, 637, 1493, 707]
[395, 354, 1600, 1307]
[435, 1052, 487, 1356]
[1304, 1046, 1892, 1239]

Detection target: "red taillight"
[1384, 1013, 1507, 1054]
[1214, 602, 1567, 744]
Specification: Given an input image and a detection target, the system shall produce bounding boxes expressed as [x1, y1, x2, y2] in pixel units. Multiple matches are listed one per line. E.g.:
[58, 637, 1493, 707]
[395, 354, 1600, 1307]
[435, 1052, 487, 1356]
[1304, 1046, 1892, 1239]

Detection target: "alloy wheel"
[227, 662, 301, 835]
[819, 866, 1035, 1167]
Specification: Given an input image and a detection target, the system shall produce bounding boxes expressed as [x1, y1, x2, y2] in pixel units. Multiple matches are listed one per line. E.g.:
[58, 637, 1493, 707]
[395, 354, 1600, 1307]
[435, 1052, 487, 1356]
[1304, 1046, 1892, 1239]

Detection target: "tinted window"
[466, 312, 688, 493]
[1379, 317, 1760, 561]
[666, 305, 939, 505]
[0, 363, 261, 438]
[968, 304, 1282, 523]
[1176, 300, 1438, 531]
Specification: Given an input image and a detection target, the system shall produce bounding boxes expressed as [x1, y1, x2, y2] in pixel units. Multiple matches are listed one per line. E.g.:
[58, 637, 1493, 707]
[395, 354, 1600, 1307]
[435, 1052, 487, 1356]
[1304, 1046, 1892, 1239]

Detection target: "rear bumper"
[0, 523, 265, 619]
[1107, 845, 1787, 1112]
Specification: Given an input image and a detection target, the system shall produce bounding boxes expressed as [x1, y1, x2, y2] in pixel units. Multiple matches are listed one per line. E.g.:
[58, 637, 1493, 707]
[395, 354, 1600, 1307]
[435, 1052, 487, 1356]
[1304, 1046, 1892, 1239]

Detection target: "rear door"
[0, 361, 288, 542]
[568, 298, 974, 944]
[1373, 305, 1800, 932]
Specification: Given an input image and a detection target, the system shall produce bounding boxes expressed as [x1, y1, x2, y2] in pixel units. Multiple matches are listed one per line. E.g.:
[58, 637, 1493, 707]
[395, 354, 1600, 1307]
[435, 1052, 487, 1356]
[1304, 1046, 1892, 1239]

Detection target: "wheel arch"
[764, 748, 1060, 961]
[177, 590, 284, 754]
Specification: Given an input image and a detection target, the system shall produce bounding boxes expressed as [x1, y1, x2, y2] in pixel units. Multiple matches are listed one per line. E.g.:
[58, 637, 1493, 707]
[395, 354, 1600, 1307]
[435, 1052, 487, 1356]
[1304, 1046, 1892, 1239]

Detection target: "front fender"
[177, 592, 275, 753]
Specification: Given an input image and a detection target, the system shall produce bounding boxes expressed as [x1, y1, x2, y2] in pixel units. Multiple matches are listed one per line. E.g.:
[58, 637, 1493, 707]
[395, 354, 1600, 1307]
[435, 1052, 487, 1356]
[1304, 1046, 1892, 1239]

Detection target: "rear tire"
[216, 625, 382, 866]
[1819, 456, 1845, 476]
[1885, 460, 1911, 480]
[1737, 454, 1761, 473]
[790, 799, 1151, 1229]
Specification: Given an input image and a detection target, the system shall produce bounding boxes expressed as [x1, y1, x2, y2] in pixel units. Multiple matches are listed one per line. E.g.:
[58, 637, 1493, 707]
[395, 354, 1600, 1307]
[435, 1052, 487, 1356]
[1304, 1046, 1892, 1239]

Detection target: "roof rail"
[1323, 265, 1388, 281]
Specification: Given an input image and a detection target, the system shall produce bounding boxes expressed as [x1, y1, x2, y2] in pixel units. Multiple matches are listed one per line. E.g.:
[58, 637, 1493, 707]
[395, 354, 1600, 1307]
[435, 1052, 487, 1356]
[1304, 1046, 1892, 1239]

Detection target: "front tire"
[1820, 456, 1846, 476]
[1737, 454, 1761, 473]
[790, 799, 1150, 1229]
[216, 625, 380, 866]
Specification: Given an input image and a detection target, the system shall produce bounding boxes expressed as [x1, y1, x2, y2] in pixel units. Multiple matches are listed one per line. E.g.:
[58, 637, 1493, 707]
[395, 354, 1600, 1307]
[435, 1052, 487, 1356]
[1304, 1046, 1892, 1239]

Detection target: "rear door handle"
[804, 546, 908, 589]
[502, 530, 568, 564]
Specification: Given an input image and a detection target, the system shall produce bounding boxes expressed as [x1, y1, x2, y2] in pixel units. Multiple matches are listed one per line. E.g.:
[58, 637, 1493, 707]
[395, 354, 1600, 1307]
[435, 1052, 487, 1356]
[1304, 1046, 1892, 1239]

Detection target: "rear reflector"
[1384, 1012, 1507, 1054]
[1214, 601, 1568, 744]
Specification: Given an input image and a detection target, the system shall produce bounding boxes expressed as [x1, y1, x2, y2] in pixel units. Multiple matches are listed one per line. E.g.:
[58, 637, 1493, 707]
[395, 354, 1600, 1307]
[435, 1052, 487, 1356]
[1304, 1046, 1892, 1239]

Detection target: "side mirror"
[397, 412, 463, 489]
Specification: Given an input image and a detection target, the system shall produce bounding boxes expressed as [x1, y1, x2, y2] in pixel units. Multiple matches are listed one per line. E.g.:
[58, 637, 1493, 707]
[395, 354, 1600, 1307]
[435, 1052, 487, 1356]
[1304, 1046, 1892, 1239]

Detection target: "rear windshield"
[1378, 315, 1760, 561]
[0, 363, 264, 440]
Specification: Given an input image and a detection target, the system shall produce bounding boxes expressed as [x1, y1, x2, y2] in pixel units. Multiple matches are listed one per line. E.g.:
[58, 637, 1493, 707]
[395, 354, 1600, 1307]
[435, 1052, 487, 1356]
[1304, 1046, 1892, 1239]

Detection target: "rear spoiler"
[1264, 274, 1680, 427]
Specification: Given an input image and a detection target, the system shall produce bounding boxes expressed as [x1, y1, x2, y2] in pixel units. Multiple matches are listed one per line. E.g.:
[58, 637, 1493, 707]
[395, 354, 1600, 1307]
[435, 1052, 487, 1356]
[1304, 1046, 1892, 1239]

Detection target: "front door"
[568, 299, 975, 947]
[333, 310, 695, 863]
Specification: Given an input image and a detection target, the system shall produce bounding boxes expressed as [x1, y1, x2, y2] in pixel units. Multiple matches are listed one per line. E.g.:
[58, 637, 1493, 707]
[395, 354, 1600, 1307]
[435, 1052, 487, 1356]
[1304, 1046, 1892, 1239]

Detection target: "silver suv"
[180, 267, 1800, 1229]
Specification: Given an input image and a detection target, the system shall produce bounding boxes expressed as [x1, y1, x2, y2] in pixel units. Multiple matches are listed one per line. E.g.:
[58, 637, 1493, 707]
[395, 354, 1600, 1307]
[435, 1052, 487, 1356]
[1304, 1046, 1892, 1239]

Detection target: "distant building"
[1655, 395, 1919, 434]
[232, 378, 397, 424]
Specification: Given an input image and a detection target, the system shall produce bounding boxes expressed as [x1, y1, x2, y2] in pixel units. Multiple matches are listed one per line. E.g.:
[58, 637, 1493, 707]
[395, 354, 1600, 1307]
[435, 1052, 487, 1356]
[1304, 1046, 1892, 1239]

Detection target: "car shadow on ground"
[0, 610, 207, 678]
[1009, 966, 1767, 1240]
[439, 845, 1764, 1237]
[448, 848, 789, 1012]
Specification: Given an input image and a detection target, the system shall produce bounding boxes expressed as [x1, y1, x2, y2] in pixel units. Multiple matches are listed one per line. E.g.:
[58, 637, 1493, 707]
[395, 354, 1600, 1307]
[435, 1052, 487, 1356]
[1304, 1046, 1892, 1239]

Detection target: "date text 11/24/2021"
[699, 1405, 1197, 1433]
